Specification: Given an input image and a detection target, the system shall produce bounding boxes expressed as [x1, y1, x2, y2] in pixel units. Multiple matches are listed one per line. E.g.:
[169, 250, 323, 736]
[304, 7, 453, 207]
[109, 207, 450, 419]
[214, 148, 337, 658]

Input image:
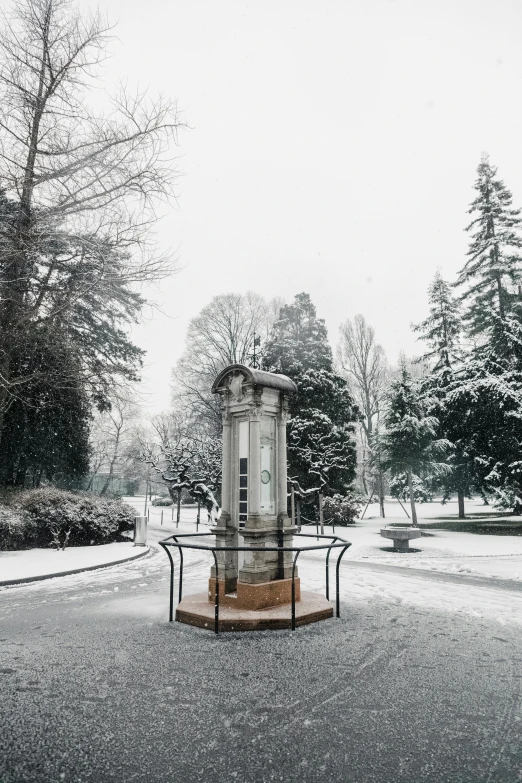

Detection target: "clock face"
[261, 469, 271, 485]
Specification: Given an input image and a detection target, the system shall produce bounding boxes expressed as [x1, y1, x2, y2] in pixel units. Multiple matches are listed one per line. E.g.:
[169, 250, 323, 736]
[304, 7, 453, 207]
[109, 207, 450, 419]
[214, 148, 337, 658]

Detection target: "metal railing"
[159, 532, 351, 634]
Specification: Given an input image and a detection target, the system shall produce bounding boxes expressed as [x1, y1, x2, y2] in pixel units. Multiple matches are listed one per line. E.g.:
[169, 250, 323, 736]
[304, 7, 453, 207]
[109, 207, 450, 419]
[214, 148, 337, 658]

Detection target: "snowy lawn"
[125, 494, 522, 581]
[0, 541, 147, 584]
[303, 497, 522, 582]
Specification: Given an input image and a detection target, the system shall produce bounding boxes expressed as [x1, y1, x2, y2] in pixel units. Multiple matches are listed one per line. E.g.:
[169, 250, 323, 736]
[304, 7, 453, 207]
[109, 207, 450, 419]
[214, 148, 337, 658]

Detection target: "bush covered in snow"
[152, 496, 173, 506]
[0, 504, 32, 550]
[2, 489, 135, 550]
[322, 492, 363, 525]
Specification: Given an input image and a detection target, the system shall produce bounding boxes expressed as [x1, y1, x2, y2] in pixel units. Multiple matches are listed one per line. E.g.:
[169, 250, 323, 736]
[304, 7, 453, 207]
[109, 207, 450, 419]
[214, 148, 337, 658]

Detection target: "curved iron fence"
[159, 532, 351, 633]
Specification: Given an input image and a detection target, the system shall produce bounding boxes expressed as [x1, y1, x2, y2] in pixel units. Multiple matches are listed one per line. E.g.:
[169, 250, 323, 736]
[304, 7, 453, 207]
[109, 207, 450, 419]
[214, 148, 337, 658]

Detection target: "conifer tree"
[413, 272, 473, 516]
[381, 367, 450, 526]
[413, 272, 462, 370]
[263, 293, 358, 496]
[456, 154, 522, 337]
[441, 317, 522, 512]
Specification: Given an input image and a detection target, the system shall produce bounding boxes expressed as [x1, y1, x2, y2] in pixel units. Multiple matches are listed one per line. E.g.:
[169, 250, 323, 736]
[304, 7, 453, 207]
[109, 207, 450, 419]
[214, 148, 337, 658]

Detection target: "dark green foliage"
[263, 293, 358, 494]
[456, 154, 522, 335]
[436, 316, 522, 507]
[381, 367, 450, 524]
[420, 368, 476, 513]
[12, 488, 135, 549]
[413, 272, 462, 370]
[0, 334, 91, 487]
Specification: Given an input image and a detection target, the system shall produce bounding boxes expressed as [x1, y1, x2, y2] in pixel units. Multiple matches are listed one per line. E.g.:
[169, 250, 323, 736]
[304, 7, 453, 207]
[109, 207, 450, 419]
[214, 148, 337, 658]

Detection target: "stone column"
[277, 401, 294, 579]
[210, 400, 237, 594]
[277, 407, 288, 522]
[220, 408, 232, 526]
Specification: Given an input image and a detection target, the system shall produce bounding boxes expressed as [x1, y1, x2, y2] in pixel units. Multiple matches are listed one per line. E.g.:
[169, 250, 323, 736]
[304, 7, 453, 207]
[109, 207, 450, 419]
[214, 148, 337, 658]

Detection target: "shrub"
[14, 488, 135, 549]
[322, 492, 363, 525]
[0, 504, 32, 550]
[152, 496, 173, 506]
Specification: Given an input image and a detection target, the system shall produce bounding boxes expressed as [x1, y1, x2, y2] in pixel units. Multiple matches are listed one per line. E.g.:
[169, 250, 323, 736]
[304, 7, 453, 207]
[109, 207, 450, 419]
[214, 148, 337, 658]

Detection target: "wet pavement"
[1, 534, 521, 783]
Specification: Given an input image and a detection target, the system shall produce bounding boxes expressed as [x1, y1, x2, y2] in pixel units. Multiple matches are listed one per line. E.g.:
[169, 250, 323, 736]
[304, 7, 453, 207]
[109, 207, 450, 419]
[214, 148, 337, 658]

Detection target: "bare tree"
[0, 0, 182, 446]
[172, 292, 282, 433]
[337, 314, 389, 510]
[142, 434, 222, 525]
[88, 395, 141, 495]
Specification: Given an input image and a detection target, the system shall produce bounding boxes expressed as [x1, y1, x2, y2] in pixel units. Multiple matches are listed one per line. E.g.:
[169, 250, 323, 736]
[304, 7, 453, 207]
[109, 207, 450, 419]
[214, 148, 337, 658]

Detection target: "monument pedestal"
[175, 590, 333, 632]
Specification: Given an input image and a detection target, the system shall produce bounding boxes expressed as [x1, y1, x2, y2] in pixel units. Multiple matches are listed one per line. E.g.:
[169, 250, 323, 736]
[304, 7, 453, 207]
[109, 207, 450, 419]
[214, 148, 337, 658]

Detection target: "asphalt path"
[1, 524, 521, 783]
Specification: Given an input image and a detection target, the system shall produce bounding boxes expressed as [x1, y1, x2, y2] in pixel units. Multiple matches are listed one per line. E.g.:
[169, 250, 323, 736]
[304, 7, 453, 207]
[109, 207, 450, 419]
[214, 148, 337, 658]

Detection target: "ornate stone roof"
[211, 364, 297, 395]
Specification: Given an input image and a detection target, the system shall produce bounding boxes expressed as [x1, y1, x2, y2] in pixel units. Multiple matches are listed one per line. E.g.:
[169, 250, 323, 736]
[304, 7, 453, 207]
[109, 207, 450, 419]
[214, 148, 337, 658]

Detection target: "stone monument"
[175, 364, 334, 631]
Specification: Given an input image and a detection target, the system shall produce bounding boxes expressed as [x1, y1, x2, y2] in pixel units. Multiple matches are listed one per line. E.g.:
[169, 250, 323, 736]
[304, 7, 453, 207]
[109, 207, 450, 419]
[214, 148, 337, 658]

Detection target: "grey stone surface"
[381, 526, 422, 551]
[133, 515, 147, 546]
[1, 550, 521, 783]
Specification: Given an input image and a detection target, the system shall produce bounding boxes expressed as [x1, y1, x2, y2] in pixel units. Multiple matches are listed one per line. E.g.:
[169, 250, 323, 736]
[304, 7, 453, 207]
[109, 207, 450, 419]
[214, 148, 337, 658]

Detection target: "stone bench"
[380, 526, 422, 552]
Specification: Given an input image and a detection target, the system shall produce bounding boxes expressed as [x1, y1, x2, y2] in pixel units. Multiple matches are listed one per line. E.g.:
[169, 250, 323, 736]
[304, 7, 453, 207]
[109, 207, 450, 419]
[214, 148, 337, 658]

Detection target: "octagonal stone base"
[380, 526, 422, 551]
[175, 590, 333, 632]
[209, 577, 300, 610]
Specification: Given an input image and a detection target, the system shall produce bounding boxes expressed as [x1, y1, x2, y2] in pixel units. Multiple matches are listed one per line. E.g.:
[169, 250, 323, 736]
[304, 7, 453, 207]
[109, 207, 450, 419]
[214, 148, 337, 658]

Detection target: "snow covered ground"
[0, 541, 147, 584]
[136, 495, 522, 582]
[337, 497, 522, 582]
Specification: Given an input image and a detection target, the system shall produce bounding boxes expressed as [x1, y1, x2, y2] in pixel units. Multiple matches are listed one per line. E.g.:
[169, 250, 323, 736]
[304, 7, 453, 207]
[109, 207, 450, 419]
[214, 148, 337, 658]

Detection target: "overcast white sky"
[91, 0, 522, 413]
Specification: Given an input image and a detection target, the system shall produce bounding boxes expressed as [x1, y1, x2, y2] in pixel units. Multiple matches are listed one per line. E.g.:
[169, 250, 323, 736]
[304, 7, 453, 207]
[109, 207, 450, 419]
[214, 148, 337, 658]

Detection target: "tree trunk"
[176, 490, 181, 527]
[378, 471, 385, 518]
[457, 487, 465, 519]
[407, 470, 418, 527]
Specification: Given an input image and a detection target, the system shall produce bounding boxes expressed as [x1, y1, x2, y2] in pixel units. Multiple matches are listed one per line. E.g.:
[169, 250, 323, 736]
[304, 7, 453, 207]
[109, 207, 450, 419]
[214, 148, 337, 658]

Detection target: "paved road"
[1, 528, 522, 783]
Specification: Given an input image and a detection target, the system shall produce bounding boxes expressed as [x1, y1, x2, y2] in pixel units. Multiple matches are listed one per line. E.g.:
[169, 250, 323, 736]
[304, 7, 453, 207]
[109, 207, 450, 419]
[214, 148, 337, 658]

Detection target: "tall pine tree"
[413, 271, 462, 370]
[382, 366, 450, 526]
[456, 154, 522, 337]
[414, 272, 473, 517]
[263, 293, 358, 496]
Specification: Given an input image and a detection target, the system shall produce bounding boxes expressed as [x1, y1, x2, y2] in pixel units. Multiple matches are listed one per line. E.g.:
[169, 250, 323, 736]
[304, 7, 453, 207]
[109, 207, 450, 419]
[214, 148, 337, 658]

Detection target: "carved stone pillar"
[210, 400, 238, 593]
[277, 404, 289, 523]
[276, 400, 294, 578]
[219, 407, 232, 527]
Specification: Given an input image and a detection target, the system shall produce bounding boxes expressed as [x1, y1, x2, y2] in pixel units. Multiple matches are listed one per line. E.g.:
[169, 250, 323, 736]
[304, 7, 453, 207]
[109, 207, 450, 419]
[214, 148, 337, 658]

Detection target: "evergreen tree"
[263, 293, 358, 496]
[381, 367, 450, 526]
[413, 272, 462, 370]
[413, 272, 473, 516]
[421, 370, 475, 518]
[440, 316, 522, 512]
[0, 334, 91, 487]
[456, 154, 522, 337]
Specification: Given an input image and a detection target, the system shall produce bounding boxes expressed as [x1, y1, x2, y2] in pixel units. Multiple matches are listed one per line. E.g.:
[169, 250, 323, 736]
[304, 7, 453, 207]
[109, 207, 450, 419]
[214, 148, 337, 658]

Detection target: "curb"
[0, 545, 152, 587]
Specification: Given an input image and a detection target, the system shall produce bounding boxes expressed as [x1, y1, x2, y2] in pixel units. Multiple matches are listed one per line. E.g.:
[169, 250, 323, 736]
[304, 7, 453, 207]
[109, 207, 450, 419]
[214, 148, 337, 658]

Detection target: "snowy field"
[131, 495, 522, 582]
[3, 496, 521, 632]
[118, 495, 522, 630]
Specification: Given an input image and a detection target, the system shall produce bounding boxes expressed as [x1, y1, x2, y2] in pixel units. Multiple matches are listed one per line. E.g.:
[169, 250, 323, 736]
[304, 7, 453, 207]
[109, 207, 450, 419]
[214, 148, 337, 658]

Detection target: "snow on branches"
[142, 435, 222, 525]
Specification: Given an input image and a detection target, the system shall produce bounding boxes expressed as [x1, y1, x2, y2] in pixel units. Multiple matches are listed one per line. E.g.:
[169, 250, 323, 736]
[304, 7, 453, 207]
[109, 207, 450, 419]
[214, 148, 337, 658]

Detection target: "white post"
[134, 516, 147, 546]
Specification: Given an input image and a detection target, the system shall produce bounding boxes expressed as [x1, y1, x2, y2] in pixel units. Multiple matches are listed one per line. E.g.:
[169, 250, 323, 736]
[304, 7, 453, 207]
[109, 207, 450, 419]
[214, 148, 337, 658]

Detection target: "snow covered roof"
[212, 364, 297, 395]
